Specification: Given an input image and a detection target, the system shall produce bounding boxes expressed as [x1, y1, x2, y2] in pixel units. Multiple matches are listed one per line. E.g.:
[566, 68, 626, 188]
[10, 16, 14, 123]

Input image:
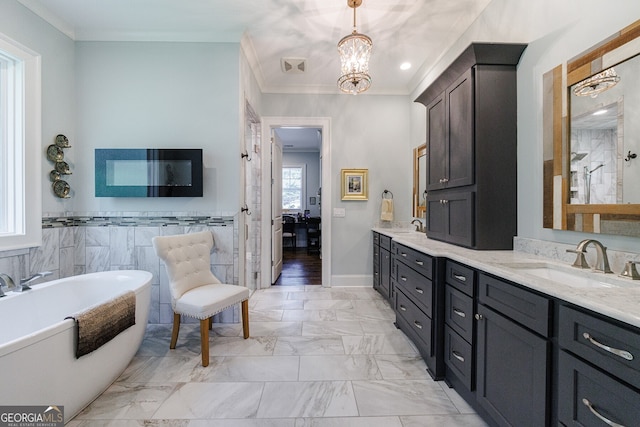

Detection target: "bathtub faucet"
[0, 273, 16, 297]
[18, 271, 53, 292]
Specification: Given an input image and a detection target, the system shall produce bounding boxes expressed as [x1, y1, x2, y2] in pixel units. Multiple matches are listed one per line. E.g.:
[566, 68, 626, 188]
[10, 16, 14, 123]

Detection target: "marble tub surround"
[68, 285, 488, 426]
[0, 213, 239, 325]
[374, 229, 640, 329]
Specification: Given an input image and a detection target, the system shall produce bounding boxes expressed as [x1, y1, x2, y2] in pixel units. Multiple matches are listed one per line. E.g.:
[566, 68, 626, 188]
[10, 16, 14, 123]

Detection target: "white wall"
[410, 0, 640, 252]
[282, 151, 321, 217]
[262, 94, 412, 279]
[73, 41, 242, 214]
[0, 0, 76, 214]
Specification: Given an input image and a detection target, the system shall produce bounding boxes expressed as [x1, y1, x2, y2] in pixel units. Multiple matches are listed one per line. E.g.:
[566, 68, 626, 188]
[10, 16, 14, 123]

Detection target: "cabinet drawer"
[478, 273, 550, 337]
[445, 285, 474, 343]
[444, 325, 473, 390]
[394, 243, 433, 279]
[373, 232, 380, 246]
[395, 261, 433, 315]
[396, 288, 432, 344]
[559, 305, 640, 390]
[379, 234, 391, 251]
[373, 244, 380, 262]
[558, 350, 640, 427]
[446, 260, 475, 296]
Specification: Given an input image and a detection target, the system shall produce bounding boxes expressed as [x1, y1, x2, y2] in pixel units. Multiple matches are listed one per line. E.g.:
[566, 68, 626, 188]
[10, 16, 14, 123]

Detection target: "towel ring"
[382, 190, 393, 199]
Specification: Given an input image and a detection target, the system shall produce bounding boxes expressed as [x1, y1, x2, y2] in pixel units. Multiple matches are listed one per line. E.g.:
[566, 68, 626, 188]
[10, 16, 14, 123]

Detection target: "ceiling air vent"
[281, 58, 306, 74]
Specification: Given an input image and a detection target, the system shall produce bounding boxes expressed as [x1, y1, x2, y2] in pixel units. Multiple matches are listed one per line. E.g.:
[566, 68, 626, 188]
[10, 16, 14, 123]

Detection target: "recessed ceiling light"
[593, 109, 608, 115]
[400, 62, 412, 71]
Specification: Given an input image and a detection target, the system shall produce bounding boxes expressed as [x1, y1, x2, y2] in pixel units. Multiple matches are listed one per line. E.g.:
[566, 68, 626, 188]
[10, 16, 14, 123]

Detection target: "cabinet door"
[476, 304, 550, 427]
[380, 247, 391, 300]
[426, 191, 474, 247]
[426, 93, 446, 191]
[446, 69, 474, 188]
[445, 191, 474, 247]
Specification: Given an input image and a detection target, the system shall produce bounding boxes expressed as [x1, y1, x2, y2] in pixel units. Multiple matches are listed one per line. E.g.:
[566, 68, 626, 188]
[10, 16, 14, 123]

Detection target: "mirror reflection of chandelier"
[573, 67, 620, 98]
[337, 0, 372, 95]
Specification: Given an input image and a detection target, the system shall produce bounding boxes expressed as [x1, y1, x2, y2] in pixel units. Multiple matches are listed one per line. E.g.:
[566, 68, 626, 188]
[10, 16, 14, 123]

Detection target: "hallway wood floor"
[274, 248, 322, 286]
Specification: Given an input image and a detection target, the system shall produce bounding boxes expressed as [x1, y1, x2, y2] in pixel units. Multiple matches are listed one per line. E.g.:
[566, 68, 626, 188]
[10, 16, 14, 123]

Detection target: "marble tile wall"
[0, 214, 239, 325]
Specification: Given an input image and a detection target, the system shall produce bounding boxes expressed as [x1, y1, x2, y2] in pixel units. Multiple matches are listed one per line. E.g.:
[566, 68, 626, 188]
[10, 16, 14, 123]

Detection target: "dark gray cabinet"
[558, 305, 640, 426]
[476, 273, 551, 427]
[392, 241, 444, 379]
[443, 260, 476, 391]
[416, 43, 527, 250]
[372, 232, 392, 302]
[426, 190, 474, 247]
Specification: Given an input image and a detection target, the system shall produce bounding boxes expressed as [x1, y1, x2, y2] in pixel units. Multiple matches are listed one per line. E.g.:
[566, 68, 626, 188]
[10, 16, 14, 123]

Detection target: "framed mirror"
[543, 19, 640, 236]
[413, 144, 427, 218]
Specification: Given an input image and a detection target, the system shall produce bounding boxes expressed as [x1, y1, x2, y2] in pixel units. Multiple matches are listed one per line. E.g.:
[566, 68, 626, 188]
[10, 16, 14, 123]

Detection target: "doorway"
[260, 117, 332, 289]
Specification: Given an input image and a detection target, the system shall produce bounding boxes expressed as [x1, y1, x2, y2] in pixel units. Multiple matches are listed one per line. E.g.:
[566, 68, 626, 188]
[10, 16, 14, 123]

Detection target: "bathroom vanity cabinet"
[392, 240, 444, 379]
[372, 232, 393, 302]
[416, 43, 527, 250]
[475, 273, 552, 427]
[557, 305, 640, 426]
[372, 229, 640, 426]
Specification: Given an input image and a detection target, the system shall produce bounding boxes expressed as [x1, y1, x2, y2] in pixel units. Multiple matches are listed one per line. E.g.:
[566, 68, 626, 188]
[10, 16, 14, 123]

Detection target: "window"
[0, 34, 41, 250]
[282, 165, 305, 210]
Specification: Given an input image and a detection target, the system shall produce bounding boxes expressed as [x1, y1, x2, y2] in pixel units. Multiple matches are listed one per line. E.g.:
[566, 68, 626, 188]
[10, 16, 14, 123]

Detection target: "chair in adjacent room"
[152, 230, 250, 367]
[306, 216, 321, 255]
[282, 215, 297, 249]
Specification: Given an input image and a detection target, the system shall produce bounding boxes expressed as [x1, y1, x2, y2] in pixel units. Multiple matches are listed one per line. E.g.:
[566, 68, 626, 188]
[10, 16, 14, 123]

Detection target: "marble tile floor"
[69, 286, 488, 426]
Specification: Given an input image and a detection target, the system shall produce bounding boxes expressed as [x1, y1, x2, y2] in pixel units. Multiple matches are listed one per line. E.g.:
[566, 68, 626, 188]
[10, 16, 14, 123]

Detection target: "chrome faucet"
[411, 219, 425, 232]
[0, 273, 16, 297]
[17, 271, 52, 292]
[567, 239, 613, 273]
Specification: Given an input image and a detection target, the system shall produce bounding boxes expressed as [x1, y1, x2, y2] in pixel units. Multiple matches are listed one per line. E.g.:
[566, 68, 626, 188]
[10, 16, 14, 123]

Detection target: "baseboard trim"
[330, 274, 373, 287]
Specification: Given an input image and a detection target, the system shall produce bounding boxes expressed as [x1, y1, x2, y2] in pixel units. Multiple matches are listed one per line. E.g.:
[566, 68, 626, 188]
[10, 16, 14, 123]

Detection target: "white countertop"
[373, 228, 640, 329]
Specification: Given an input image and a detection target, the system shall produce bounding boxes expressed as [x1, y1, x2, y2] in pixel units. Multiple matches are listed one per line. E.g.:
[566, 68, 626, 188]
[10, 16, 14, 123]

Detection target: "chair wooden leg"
[241, 299, 250, 339]
[199, 318, 210, 367]
[170, 313, 180, 349]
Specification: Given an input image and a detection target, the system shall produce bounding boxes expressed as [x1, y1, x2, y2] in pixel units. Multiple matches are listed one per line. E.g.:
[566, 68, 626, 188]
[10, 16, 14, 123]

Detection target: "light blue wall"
[0, 0, 76, 214]
[73, 41, 241, 214]
[263, 94, 412, 278]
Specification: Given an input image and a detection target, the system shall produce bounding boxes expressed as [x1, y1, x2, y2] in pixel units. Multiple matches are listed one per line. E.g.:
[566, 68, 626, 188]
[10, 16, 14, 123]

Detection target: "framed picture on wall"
[341, 169, 368, 200]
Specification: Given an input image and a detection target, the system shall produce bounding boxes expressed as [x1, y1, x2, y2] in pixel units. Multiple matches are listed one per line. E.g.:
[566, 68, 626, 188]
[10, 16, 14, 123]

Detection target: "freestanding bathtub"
[0, 270, 152, 423]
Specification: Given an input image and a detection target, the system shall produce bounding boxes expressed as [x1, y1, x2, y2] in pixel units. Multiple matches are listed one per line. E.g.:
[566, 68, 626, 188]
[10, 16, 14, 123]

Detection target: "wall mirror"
[543, 19, 640, 236]
[413, 144, 427, 218]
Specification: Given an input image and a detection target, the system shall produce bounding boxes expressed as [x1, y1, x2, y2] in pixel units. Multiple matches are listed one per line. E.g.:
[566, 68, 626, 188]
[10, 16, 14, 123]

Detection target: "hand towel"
[381, 199, 394, 222]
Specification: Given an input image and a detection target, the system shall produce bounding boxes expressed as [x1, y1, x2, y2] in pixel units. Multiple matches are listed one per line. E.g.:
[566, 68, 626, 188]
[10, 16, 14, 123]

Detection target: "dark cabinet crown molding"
[415, 42, 527, 106]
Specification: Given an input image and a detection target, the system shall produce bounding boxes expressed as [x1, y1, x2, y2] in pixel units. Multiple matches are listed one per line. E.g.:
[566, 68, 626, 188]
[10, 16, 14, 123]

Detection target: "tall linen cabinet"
[415, 43, 527, 250]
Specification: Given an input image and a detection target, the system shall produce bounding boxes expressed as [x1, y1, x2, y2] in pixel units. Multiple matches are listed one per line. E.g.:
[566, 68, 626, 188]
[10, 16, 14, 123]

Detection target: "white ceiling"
[18, 0, 492, 95]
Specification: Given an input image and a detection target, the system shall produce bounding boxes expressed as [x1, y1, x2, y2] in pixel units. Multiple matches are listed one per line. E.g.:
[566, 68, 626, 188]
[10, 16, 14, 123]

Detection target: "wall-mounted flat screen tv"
[95, 149, 203, 197]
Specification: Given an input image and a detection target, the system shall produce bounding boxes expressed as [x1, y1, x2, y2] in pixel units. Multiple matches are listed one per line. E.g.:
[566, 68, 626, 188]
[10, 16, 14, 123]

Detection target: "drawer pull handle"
[415, 287, 424, 294]
[582, 398, 625, 427]
[414, 321, 423, 329]
[474, 313, 483, 321]
[453, 308, 466, 318]
[453, 274, 467, 282]
[399, 305, 407, 312]
[401, 276, 407, 282]
[415, 260, 424, 266]
[583, 332, 634, 361]
[401, 252, 407, 257]
[452, 351, 465, 363]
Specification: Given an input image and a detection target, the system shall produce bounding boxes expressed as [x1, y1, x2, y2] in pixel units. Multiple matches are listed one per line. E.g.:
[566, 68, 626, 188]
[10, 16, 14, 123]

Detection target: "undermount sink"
[499, 262, 632, 289]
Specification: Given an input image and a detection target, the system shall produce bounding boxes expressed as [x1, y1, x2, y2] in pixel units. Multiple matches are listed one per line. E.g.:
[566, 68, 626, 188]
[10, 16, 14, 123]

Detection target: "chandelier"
[573, 67, 620, 98]
[337, 0, 372, 94]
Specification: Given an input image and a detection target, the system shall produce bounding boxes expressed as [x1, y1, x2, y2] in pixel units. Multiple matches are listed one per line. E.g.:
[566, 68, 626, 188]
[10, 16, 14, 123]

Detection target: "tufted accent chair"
[152, 230, 250, 366]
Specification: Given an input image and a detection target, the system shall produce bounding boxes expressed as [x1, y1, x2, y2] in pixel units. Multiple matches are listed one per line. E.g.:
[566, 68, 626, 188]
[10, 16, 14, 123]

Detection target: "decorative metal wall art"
[47, 134, 71, 198]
